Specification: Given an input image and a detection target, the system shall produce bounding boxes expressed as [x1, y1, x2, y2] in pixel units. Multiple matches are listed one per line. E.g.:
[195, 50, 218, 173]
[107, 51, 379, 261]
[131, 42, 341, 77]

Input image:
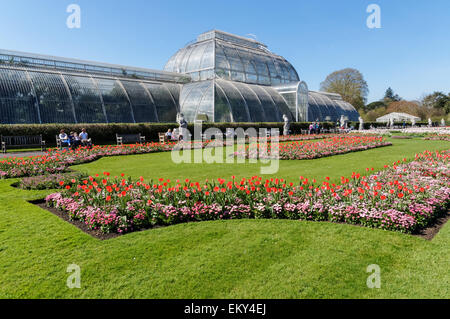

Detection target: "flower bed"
[234, 136, 392, 160]
[269, 133, 340, 142]
[0, 134, 371, 179]
[17, 171, 87, 190]
[0, 141, 208, 179]
[424, 134, 450, 142]
[45, 150, 449, 235]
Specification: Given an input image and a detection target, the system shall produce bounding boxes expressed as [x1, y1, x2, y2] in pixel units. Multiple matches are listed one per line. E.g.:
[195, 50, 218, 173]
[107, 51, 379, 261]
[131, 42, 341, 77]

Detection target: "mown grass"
[74, 138, 447, 184]
[0, 138, 449, 298]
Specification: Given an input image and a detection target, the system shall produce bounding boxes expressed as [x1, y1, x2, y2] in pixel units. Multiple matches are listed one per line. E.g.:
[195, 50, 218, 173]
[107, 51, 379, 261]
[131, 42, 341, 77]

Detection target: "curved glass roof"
[308, 91, 360, 122]
[0, 49, 190, 84]
[179, 79, 293, 123]
[0, 66, 180, 124]
[164, 30, 299, 86]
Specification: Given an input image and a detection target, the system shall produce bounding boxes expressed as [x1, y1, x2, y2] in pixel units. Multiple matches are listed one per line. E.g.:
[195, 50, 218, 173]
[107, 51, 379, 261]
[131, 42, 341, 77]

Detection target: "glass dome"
[165, 30, 300, 86]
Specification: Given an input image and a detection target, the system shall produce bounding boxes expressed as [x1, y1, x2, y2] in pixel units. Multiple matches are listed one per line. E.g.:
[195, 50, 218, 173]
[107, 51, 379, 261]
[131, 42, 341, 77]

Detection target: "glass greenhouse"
[0, 30, 360, 124]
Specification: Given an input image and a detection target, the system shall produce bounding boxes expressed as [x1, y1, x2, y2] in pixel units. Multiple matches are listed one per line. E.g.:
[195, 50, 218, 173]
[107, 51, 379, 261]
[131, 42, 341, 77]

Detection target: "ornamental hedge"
[0, 121, 431, 146]
[0, 122, 336, 146]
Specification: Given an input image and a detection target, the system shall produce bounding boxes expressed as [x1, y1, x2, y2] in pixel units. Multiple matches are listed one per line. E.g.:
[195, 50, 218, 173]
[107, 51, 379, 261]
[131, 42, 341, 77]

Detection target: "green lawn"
[0, 138, 449, 298]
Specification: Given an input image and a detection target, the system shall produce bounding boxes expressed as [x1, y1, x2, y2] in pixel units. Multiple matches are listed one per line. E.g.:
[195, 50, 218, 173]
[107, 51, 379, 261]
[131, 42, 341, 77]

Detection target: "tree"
[421, 91, 450, 113]
[445, 98, 450, 114]
[364, 106, 387, 122]
[365, 101, 386, 112]
[320, 68, 369, 111]
[383, 87, 401, 104]
[386, 101, 421, 117]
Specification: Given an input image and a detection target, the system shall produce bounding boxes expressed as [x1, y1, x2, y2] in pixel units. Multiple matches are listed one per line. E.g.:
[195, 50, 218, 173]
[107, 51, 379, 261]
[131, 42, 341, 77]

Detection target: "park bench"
[158, 133, 166, 144]
[1, 135, 46, 153]
[116, 133, 145, 146]
[56, 135, 92, 149]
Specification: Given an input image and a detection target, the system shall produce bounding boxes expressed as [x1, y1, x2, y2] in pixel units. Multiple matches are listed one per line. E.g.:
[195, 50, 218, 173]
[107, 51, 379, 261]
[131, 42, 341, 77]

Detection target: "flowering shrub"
[18, 171, 87, 190]
[46, 150, 449, 235]
[234, 136, 392, 160]
[270, 134, 340, 142]
[0, 135, 381, 179]
[0, 141, 208, 179]
[424, 134, 450, 142]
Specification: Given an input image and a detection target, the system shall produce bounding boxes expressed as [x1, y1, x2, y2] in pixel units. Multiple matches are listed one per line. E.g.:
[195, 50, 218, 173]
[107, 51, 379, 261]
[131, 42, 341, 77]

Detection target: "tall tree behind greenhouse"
[320, 68, 368, 111]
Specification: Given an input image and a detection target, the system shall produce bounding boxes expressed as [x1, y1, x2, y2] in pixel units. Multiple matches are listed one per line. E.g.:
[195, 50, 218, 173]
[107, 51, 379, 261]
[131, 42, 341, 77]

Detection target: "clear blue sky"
[1, 0, 449, 103]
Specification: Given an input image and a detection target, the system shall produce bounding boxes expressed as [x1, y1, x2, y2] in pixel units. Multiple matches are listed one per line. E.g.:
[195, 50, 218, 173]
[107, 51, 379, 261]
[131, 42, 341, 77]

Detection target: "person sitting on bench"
[70, 132, 81, 150]
[171, 129, 179, 141]
[59, 130, 70, 149]
[79, 128, 92, 148]
[165, 129, 172, 142]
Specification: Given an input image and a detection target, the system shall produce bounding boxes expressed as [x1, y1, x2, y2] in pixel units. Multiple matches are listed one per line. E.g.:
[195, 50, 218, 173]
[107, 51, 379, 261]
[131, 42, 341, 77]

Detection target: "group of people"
[163, 113, 189, 142]
[308, 122, 322, 134]
[58, 128, 92, 150]
[164, 128, 182, 142]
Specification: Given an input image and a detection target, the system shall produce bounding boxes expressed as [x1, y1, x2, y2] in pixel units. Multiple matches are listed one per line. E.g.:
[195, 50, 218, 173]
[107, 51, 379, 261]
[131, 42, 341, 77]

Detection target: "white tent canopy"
[376, 112, 421, 123]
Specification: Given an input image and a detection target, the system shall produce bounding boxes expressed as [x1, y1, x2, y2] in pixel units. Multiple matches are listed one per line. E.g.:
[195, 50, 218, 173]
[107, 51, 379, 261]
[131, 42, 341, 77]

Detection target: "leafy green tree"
[364, 106, 387, 122]
[365, 101, 386, 112]
[421, 91, 450, 113]
[320, 68, 369, 111]
[444, 98, 450, 114]
[383, 87, 401, 104]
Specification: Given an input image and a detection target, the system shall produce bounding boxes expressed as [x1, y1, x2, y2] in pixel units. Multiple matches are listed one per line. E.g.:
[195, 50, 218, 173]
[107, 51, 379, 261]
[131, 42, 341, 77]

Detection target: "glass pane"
[0, 69, 39, 124]
[94, 78, 133, 123]
[216, 80, 249, 122]
[214, 84, 232, 122]
[248, 85, 278, 122]
[265, 86, 292, 121]
[195, 82, 214, 122]
[144, 83, 178, 122]
[185, 44, 207, 73]
[199, 41, 214, 70]
[120, 80, 158, 123]
[28, 71, 75, 123]
[62, 74, 106, 123]
[234, 83, 265, 122]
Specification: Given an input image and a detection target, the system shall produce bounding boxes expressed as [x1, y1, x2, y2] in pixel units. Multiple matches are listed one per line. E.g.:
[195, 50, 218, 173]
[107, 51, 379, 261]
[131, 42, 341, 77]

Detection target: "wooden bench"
[116, 133, 145, 146]
[56, 135, 65, 149]
[158, 133, 166, 144]
[1, 135, 46, 153]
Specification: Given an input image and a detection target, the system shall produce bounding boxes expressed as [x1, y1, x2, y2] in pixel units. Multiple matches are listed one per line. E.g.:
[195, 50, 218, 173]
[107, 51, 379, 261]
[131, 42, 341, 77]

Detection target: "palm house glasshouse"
[0, 30, 360, 124]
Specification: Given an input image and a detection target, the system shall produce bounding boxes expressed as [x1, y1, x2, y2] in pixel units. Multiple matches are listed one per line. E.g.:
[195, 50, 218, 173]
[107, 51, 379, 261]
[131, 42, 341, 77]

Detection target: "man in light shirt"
[79, 128, 92, 148]
[59, 129, 70, 148]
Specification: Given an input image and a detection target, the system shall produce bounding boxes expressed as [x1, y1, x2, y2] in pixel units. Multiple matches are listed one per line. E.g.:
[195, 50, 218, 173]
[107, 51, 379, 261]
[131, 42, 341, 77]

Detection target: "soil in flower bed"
[31, 199, 449, 241]
[416, 211, 450, 240]
[30, 200, 119, 240]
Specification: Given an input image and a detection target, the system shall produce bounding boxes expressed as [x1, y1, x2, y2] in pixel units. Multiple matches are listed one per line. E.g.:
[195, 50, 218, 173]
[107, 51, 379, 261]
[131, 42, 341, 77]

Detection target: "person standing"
[177, 113, 188, 141]
[283, 114, 290, 136]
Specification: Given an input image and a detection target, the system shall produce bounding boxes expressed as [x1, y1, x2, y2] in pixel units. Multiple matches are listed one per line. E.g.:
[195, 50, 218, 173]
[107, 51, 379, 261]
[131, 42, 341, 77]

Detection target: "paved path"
[0, 151, 45, 158]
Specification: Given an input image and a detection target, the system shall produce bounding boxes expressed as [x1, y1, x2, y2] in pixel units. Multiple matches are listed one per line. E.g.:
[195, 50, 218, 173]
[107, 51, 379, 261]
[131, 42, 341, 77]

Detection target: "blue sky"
[0, 0, 449, 103]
